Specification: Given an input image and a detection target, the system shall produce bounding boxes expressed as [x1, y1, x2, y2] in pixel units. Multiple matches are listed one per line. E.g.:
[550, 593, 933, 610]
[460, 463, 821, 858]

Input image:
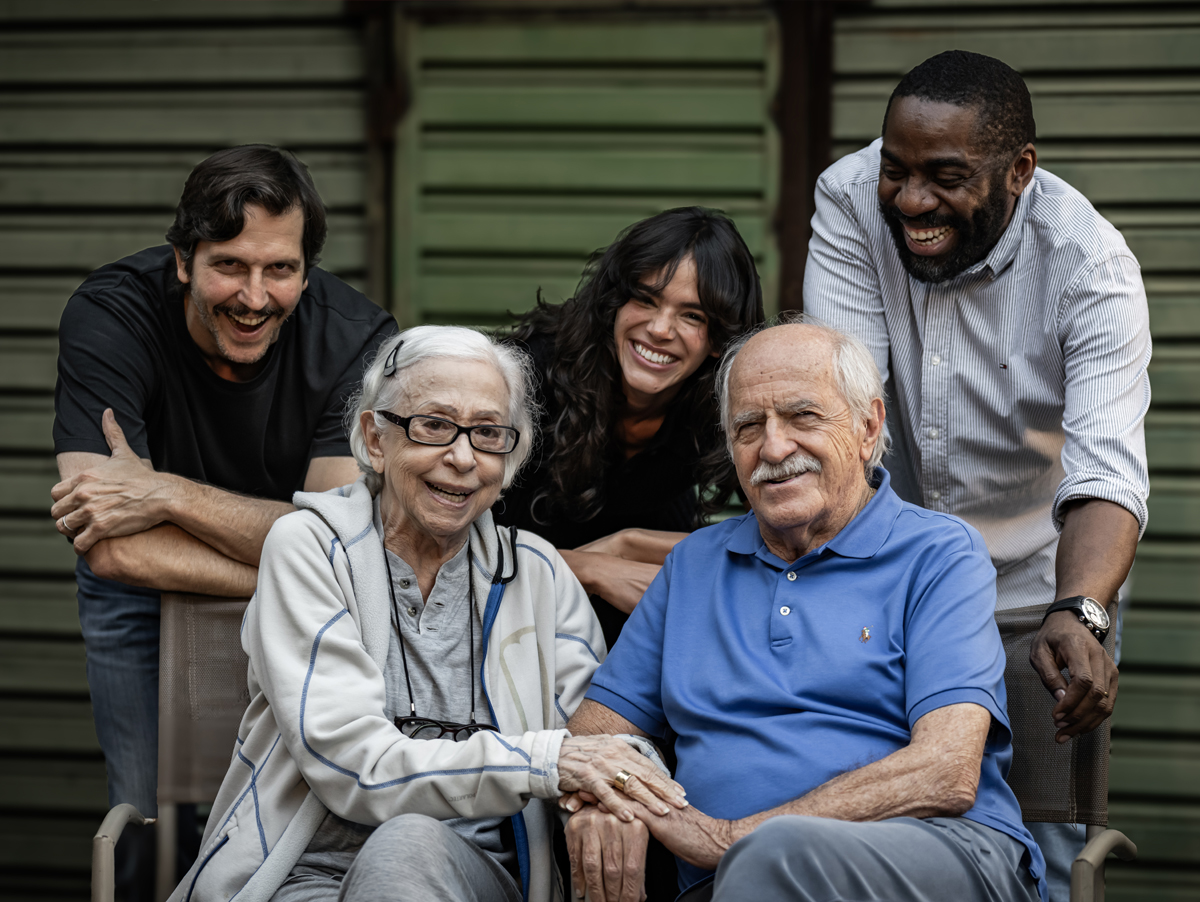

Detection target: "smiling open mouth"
[904, 225, 954, 247]
[426, 481, 472, 501]
[633, 340, 677, 366]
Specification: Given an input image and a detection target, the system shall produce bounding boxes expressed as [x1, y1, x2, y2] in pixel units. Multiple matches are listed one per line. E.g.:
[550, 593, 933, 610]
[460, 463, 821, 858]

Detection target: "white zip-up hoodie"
[170, 477, 606, 902]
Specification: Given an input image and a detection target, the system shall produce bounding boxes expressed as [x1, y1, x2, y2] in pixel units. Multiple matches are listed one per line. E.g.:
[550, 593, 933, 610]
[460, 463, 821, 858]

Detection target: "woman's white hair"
[716, 314, 890, 476]
[346, 326, 541, 494]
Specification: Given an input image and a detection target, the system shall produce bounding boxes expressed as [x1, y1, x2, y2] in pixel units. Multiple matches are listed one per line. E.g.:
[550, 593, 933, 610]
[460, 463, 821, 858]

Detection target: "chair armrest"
[92, 804, 155, 902]
[1070, 828, 1137, 902]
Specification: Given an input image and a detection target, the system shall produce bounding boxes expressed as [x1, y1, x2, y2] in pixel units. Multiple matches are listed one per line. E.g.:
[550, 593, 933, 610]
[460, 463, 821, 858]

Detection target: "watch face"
[1081, 597, 1110, 630]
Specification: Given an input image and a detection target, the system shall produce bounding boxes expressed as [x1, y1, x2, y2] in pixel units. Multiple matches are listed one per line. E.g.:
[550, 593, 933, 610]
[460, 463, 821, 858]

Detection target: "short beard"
[750, 452, 822, 487]
[188, 284, 289, 364]
[879, 173, 1011, 284]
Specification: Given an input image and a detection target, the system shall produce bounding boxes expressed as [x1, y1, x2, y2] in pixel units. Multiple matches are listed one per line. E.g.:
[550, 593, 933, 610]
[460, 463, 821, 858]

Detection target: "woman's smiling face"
[612, 255, 718, 410]
[364, 356, 510, 548]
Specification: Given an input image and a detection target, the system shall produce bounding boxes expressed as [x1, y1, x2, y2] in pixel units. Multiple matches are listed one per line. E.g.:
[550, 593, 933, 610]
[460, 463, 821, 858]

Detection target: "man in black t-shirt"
[50, 145, 395, 900]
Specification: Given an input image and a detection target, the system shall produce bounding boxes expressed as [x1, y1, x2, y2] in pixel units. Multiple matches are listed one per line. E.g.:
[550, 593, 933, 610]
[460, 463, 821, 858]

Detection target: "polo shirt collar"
[725, 467, 903, 565]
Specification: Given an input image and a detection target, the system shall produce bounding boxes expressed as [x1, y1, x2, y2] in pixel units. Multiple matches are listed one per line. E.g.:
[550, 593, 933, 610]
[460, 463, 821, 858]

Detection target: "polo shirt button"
[780, 606, 791, 616]
[786, 572, 797, 581]
[407, 606, 417, 617]
[400, 578, 411, 589]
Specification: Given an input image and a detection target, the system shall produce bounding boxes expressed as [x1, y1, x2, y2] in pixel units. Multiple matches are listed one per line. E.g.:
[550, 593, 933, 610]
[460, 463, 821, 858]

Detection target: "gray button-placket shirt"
[804, 139, 1151, 611]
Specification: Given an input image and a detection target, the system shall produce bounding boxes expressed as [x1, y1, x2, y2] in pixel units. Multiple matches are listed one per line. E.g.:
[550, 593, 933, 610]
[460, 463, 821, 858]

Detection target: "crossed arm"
[52, 408, 361, 596]
[561, 698, 991, 902]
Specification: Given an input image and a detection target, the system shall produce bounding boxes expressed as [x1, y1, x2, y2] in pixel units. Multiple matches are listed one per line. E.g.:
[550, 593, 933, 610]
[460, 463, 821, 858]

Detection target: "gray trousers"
[710, 816, 1042, 902]
[270, 814, 523, 902]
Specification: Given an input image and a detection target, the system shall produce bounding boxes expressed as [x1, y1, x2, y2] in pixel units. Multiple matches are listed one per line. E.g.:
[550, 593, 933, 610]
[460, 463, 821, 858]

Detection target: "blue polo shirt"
[587, 468, 1045, 899]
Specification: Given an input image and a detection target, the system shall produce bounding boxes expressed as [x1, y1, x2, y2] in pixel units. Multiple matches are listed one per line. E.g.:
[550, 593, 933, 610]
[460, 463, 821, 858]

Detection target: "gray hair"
[716, 314, 890, 476]
[346, 326, 541, 494]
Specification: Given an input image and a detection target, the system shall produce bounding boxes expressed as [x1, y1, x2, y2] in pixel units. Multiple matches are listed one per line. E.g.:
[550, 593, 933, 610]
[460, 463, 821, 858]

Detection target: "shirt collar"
[975, 182, 1030, 281]
[725, 467, 903, 566]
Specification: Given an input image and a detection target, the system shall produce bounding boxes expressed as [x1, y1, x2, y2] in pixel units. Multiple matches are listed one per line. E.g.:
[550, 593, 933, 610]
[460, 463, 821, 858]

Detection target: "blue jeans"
[77, 557, 161, 902]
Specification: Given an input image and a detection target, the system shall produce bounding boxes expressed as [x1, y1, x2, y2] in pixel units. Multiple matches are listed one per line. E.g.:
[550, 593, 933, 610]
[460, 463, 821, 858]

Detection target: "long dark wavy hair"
[511, 206, 764, 525]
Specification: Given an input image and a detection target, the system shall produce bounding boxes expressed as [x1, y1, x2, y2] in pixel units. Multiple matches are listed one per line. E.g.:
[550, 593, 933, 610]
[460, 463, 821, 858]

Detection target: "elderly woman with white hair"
[171, 326, 687, 902]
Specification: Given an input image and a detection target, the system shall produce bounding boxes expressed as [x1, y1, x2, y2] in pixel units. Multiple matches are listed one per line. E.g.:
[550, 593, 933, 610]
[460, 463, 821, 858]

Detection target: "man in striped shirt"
[803, 50, 1150, 900]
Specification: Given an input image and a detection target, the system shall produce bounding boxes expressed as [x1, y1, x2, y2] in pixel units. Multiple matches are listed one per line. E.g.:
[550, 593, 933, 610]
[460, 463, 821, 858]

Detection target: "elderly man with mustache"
[561, 320, 1046, 902]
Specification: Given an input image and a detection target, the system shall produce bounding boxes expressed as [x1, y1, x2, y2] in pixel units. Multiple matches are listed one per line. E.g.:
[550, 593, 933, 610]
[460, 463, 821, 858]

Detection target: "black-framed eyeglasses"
[393, 716, 500, 742]
[378, 411, 520, 454]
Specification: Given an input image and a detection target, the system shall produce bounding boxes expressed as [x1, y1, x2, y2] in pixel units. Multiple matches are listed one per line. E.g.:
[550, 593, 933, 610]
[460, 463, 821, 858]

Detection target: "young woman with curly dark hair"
[494, 206, 764, 648]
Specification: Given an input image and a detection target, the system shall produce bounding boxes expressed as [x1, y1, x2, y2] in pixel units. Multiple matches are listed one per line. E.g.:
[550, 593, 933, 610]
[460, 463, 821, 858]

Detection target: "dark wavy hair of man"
[165, 144, 328, 276]
[511, 206, 764, 526]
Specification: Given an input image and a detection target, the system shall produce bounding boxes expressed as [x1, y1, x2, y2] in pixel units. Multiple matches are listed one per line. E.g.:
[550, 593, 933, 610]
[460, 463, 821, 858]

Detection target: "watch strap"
[1044, 595, 1091, 620]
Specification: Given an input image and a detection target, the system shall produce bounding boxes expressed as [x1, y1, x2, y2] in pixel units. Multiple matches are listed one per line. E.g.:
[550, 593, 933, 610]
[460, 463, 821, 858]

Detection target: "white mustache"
[750, 453, 822, 486]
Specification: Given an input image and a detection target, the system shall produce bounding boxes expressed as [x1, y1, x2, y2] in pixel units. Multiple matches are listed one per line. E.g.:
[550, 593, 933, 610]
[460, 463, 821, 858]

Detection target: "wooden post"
[773, 0, 840, 312]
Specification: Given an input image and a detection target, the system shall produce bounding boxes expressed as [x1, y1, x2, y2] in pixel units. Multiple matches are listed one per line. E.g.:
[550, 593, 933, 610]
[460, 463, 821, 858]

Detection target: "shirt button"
[929, 490, 941, 501]
[786, 571, 797, 581]
[931, 354, 942, 366]
[928, 428, 939, 439]
[400, 578, 411, 589]
[780, 606, 791, 616]
[406, 606, 417, 617]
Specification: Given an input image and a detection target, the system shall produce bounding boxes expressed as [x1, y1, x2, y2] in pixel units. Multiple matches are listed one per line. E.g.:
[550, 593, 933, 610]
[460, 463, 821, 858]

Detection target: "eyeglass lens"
[407, 415, 517, 453]
[395, 716, 500, 742]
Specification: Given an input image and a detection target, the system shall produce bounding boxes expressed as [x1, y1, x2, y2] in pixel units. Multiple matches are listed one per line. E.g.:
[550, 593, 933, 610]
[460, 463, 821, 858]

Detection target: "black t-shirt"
[493, 330, 707, 644]
[54, 246, 396, 502]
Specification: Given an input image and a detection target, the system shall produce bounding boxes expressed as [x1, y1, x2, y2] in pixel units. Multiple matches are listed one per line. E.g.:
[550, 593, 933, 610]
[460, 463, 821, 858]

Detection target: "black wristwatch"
[1044, 595, 1110, 643]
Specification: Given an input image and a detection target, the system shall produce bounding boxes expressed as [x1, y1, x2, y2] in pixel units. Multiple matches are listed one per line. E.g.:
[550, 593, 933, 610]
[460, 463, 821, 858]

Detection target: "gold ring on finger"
[612, 769, 632, 793]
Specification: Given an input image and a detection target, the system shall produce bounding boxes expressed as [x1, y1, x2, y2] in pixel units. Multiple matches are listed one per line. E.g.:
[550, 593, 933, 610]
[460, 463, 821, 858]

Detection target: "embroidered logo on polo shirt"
[860, 627, 872, 643]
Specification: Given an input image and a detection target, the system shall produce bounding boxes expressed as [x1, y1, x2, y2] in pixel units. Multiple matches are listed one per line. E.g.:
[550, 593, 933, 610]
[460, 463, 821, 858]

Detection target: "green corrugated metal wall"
[0, 2, 371, 897]
[831, 2, 1200, 899]
[391, 13, 779, 327]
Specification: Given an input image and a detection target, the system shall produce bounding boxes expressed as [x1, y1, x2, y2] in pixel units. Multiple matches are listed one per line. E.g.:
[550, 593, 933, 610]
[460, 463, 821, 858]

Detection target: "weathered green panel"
[0, 699, 98, 752]
[419, 274, 580, 318]
[420, 84, 766, 129]
[1107, 867, 1200, 902]
[0, 518, 79, 575]
[1133, 541, 1200, 605]
[0, 579, 79, 634]
[419, 22, 768, 63]
[0, 336, 57, 392]
[0, 276, 81, 330]
[1148, 477, 1200, 538]
[421, 211, 766, 258]
[0, 638, 87, 695]
[0, 397, 55, 452]
[1121, 610, 1200, 667]
[0, 0, 344, 21]
[835, 25, 1200, 75]
[0, 456, 59, 513]
[1148, 346, 1200, 404]
[0, 214, 364, 275]
[1039, 160, 1200, 204]
[0, 814, 94, 871]
[0, 757, 109, 813]
[1108, 801, 1200, 864]
[0, 90, 364, 146]
[833, 83, 1200, 142]
[0, 28, 362, 85]
[1145, 278, 1200, 338]
[421, 148, 765, 192]
[1146, 412, 1200, 471]
[1110, 738, 1200, 799]
[1112, 673, 1200, 734]
[0, 151, 365, 210]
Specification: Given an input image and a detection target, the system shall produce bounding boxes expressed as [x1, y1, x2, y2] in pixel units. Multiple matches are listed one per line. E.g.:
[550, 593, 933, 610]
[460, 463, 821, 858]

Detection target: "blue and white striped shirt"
[804, 140, 1151, 611]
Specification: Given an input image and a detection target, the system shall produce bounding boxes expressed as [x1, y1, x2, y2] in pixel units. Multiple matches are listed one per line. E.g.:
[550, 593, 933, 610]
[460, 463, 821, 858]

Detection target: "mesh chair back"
[158, 593, 252, 804]
[996, 602, 1117, 826]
